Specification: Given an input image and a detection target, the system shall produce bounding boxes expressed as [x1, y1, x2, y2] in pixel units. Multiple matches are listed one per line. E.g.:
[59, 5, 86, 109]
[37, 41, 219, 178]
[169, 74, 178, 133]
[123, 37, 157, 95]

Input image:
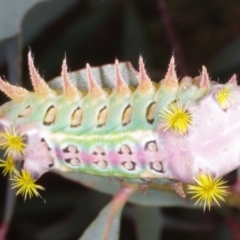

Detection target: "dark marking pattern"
[63, 145, 78, 153]
[122, 161, 136, 171]
[18, 105, 32, 118]
[146, 102, 156, 124]
[97, 106, 108, 127]
[149, 161, 164, 173]
[95, 160, 108, 169]
[48, 163, 54, 168]
[122, 105, 133, 126]
[71, 107, 82, 127]
[65, 157, 81, 166]
[144, 140, 158, 152]
[92, 146, 106, 155]
[62, 145, 80, 166]
[118, 144, 133, 155]
[40, 138, 51, 151]
[43, 105, 57, 125]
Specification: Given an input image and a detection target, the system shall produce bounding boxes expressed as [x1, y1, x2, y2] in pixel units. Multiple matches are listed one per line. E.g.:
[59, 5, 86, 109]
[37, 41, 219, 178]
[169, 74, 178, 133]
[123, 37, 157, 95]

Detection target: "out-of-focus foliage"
[1, 0, 240, 240]
[56, 171, 193, 208]
[0, 0, 43, 40]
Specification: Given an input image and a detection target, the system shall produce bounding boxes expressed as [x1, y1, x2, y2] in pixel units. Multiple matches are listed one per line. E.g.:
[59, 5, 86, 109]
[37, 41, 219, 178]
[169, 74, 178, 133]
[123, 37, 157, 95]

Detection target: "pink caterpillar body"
[0, 52, 238, 208]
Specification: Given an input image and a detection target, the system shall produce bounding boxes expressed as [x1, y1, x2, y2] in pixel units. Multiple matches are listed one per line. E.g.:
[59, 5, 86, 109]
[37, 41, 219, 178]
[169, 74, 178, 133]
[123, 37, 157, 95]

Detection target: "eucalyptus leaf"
[37, 191, 111, 240]
[79, 200, 121, 240]
[212, 222, 234, 240]
[0, 0, 44, 41]
[79, 186, 134, 240]
[54, 171, 196, 208]
[38, 0, 116, 77]
[208, 37, 240, 75]
[0, 0, 78, 66]
[134, 206, 163, 240]
[22, 0, 78, 45]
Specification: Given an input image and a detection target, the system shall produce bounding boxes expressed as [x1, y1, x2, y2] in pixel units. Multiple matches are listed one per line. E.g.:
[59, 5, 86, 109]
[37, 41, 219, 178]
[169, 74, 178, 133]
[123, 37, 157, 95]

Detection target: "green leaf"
[79, 186, 135, 240]
[54, 171, 196, 208]
[22, 0, 78, 44]
[0, 0, 44, 41]
[79, 200, 121, 240]
[134, 206, 163, 240]
[208, 37, 240, 75]
[36, 191, 111, 240]
[37, 0, 116, 77]
[0, 0, 78, 66]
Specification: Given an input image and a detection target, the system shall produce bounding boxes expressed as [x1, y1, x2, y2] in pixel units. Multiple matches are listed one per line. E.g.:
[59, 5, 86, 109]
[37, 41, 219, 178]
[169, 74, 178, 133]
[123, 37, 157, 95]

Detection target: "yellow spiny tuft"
[161, 100, 192, 134]
[0, 127, 26, 157]
[11, 169, 45, 200]
[215, 86, 231, 109]
[187, 173, 229, 211]
[0, 156, 18, 177]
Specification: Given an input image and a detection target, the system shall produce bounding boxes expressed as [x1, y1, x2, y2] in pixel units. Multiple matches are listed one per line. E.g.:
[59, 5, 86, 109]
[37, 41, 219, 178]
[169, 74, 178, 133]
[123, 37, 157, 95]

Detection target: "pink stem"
[103, 184, 137, 240]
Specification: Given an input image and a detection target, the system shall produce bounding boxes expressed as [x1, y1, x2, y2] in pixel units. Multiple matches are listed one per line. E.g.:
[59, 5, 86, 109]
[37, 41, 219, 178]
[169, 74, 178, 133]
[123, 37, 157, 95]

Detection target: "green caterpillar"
[0, 52, 237, 209]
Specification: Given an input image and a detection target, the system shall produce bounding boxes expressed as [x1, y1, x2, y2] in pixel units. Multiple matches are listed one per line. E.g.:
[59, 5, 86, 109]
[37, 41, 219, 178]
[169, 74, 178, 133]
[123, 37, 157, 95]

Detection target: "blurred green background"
[1, 0, 240, 239]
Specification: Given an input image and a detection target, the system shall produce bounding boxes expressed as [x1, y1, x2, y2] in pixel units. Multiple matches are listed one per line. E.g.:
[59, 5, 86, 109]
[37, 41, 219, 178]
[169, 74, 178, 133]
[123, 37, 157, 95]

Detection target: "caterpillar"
[0, 51, 238, 210]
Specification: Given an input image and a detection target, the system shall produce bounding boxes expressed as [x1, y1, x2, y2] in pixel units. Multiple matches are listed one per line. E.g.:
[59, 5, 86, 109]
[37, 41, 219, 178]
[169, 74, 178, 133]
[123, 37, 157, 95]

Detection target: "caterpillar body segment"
[0, 52, 238, 207]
